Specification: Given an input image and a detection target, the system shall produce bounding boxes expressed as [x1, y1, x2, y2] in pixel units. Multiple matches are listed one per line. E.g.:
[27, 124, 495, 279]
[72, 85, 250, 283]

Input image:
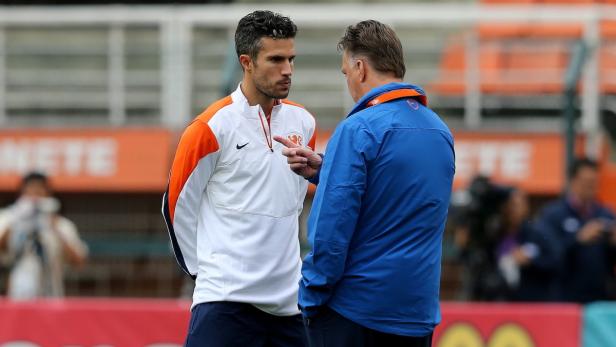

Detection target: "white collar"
[231, 84, 283, 118]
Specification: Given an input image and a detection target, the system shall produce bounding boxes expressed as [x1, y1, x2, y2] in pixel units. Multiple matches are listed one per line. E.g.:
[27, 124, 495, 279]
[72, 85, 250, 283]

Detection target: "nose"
[281, 59, 293, 77]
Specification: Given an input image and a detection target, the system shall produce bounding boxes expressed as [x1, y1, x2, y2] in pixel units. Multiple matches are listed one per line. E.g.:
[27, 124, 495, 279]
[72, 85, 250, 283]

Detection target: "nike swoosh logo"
[236, 142, 249, 150]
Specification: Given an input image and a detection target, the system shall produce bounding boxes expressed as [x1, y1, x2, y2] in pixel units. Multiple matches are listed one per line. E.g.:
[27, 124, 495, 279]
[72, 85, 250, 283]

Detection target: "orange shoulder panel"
[197, 95, 233, 123]
[168, 96, 232, 222]
[281, 99, 306, 109]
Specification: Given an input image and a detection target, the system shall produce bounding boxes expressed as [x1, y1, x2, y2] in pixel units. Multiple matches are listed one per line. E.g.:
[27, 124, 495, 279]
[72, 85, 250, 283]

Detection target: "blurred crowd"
[452, 157, 616, 303]
[1, 158, 615, 304]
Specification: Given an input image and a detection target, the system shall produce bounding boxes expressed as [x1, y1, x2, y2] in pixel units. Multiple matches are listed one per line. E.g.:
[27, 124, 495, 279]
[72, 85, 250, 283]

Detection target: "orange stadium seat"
[434, 43, 464, 95]
[500, 43, 568, 93]
[481, 0, 537, 3]
[601, 42, 616, 93]
[477, 24, 582, 39]
[540, 0, 598, 3]
[432, 41, 504, 94]
[481, 0, 610, 4]
[603, 20, 616, 38]
[432, 19, 616, 95]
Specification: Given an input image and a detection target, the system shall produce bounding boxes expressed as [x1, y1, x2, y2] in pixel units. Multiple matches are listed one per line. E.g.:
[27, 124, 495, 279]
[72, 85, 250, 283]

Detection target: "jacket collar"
[231, 84, 282, 119]
[565, 193, 599, 220]
[348, 82, 427, 117]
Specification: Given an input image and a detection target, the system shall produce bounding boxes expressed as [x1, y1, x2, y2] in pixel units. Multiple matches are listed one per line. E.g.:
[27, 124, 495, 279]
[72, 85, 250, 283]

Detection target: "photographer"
[0, 172, 87, 300]
[537, 158, 616, 303]
[453, 176, 514, 300]
[453, 176, 558, 301]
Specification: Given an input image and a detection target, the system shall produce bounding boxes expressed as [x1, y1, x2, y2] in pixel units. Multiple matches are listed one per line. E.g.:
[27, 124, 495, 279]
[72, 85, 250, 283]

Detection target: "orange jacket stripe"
[196, 96, 233, 124]
[281, 99, 306, 109]
[167, 96, 232, 222]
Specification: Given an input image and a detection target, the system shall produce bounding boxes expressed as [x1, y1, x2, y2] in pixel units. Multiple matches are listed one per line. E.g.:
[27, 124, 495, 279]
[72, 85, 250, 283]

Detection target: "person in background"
[537, 157, 616, 303]
[450, 176, 512, 301]
[0, 172, 87, 300]
[495, 188, 559, 301]
[452, 178, 558, 301]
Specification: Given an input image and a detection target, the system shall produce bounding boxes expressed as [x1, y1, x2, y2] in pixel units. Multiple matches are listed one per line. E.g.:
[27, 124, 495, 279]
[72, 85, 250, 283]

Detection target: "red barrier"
[435, 303, 582, 347]
[0, 298, 190, 347]
[0, 300, 582, 347]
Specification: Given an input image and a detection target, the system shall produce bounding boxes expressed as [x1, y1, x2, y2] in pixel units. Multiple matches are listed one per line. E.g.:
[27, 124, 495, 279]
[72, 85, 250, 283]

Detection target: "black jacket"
[537, 197, 616, 303]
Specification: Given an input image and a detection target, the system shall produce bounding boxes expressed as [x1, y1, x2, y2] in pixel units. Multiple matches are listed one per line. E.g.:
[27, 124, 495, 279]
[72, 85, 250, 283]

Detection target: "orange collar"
[366, 89, 427, 107]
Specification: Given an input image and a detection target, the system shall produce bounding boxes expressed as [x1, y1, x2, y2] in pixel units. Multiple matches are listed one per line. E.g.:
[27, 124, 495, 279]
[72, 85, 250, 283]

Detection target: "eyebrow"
[267, 54, 295, 61]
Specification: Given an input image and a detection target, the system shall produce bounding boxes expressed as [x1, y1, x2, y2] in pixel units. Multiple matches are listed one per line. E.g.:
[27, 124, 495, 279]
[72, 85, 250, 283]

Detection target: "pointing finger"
[274, 135, 299, 148]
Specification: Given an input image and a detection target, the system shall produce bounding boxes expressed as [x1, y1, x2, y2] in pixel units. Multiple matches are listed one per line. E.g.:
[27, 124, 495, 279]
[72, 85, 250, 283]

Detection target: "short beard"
[254, 79, 289, 100]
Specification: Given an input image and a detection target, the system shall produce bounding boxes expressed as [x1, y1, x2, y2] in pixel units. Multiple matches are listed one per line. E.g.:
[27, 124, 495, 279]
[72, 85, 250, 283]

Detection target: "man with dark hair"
[537, 157, 616, 302]
[0, 171, 87, 300]
[276, 20, 454, 347]
[162, 10, 314, 346]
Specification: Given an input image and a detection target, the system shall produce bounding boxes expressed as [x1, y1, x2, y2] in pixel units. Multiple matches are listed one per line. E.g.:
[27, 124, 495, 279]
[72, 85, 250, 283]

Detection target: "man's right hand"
[273, 136, 322, 179]
[577, 219, 605, 244]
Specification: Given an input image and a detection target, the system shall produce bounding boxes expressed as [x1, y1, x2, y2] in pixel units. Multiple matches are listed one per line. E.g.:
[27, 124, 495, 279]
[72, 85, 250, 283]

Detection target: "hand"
[512, 247, 531, 266]
[577, 219, 605, 244]
[37, 197, 60, 214]
[11, 197, 36, 220]
[273, 135, 322, 179]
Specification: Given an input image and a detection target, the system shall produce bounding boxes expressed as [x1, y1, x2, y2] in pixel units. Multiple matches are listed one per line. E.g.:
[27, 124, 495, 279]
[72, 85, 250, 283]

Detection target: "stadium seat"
[432, 18, 616, 96]
[482, 0, 608, 4]
[482, 0, 536, 4]
[477, 24, 582, 39]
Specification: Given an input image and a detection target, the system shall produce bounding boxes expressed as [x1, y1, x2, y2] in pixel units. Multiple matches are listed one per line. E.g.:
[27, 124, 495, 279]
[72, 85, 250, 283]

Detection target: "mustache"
[278, 78, 292, 84]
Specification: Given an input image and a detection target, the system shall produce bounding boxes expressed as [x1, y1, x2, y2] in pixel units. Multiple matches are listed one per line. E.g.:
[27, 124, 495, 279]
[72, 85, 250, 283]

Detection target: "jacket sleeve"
[522, 221, 559, 272]
[162, 120, 220, 278]
[298, 121, 318, 215]
[535, 207, 572, 270]
[307, 153, 324, 186]
[299, 120, 376, 317]
[55, 216, 89, 260]
[306, 121, 319, 186]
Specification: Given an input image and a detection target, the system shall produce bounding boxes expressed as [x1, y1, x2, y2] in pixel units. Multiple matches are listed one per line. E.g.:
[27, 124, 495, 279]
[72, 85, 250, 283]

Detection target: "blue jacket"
[299, 82, 455, 337]
[537, 196, 616, 303]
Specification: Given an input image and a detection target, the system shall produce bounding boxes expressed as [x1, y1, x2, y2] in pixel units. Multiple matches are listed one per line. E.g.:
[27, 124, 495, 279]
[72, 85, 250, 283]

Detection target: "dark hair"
[569, 157, 598, 178]
[235, 10, 297, 60]
[20, 171, 50, 192]
[337, 20, 406, 79]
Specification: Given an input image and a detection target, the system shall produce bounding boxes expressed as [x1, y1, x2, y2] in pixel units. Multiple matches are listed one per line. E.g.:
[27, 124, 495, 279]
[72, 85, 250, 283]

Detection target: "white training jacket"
[163, 85, 316, 316]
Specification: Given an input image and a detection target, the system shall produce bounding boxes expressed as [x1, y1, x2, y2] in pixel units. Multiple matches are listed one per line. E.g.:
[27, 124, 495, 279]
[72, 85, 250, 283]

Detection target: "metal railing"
[0, 3, 615, 148]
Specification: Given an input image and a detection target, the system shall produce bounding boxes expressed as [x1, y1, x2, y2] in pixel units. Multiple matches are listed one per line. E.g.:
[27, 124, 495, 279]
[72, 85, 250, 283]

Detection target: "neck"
[359, 75, 403, 101]
[569, 191, 593, 209]
[508, 220, 522, 231]
[240, 78, 275, 116]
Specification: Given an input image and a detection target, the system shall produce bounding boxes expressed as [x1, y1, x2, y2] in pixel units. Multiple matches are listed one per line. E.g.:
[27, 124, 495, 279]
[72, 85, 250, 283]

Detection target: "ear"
[239, 54, 253, 73]
[356, 59, 366, 83]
